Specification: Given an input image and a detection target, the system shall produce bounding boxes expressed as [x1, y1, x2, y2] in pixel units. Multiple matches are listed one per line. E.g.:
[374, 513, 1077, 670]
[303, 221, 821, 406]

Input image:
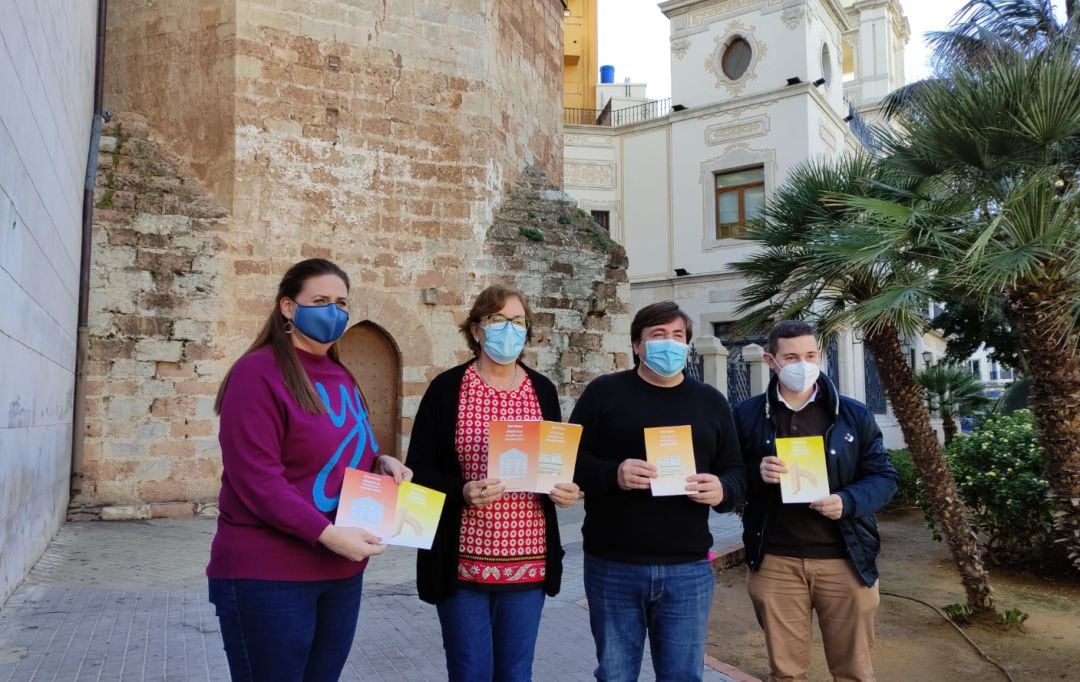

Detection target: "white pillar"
[694, 336, 729, 395]
[742, 343, 772, 396]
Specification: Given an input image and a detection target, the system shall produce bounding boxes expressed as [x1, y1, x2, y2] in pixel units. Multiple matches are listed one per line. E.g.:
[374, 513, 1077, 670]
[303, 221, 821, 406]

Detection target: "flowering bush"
[944, 410, 1052, 564]
[887, 449, 919, 505]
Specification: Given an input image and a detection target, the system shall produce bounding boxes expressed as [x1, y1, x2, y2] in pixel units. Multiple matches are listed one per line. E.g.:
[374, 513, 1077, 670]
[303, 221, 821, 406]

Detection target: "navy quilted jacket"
[733, 375, 898, 586]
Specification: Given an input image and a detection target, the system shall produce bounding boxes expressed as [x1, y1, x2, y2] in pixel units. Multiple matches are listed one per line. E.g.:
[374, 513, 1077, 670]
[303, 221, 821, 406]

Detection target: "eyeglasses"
[483, 314, 529, 331]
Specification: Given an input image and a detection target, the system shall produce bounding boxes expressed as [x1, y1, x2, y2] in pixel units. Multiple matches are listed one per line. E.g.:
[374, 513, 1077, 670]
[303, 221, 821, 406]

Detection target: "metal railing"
[863, 348, 889, 415]
[563, 98, 672, 128]
[727, 344, 752, 406]
[563, 98, 612, 126]
[686, 345, 705, 382]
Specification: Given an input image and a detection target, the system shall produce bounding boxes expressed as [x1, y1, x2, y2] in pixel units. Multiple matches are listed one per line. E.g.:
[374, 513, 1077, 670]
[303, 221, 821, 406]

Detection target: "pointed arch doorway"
[338, 321, 401, 459]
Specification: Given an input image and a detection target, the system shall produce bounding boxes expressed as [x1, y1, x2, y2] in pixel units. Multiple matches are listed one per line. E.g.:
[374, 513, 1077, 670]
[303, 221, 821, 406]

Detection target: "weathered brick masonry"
[75, 1, 629, 517]
[73, 116, 229, 518]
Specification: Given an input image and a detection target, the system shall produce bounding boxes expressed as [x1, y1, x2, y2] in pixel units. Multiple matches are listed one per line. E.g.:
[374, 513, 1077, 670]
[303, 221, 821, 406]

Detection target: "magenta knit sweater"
[206, 346, 379, 581]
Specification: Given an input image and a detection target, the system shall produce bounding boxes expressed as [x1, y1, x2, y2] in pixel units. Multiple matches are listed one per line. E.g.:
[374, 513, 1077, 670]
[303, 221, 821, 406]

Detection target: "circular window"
[721, 37, 752, 80]
[820, 44, 833, 87]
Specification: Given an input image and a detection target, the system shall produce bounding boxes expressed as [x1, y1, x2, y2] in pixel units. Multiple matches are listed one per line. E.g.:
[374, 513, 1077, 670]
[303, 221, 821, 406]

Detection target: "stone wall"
[485, 166, 631, 417]
[103, 1, 236, 206]
[72, 114, 228, 517]
[216, 0, 569, 450]
[75, 0, 631, 516]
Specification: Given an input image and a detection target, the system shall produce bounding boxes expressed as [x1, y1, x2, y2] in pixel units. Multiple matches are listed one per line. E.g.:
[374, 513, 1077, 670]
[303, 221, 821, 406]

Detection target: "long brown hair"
[215, 258, 361, 415]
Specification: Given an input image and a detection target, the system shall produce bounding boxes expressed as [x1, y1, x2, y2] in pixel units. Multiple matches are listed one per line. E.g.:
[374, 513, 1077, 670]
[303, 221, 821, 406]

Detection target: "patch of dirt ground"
[706, 508, 1080, 681]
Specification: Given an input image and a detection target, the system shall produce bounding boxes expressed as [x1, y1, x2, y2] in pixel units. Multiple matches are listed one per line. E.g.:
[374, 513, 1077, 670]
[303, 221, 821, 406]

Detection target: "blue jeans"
[435, 586, 546, 681]
[208, 572, 364, 682]
[583, 554, 714, 682]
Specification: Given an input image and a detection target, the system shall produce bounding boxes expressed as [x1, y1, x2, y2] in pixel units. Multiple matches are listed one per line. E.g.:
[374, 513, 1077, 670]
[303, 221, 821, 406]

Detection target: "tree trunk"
[941, 409, 958, 447]
[1010, 284, 1080, 572]
[864, 326, 995, 610]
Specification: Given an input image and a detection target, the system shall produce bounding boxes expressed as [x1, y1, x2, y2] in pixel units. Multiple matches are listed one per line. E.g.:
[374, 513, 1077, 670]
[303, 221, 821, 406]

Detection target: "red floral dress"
[454, 364, 546, 588]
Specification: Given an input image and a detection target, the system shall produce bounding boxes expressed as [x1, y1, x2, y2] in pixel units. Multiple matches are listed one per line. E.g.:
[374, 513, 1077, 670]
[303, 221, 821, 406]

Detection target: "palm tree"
[732, 153, 996, 611]
[866, 4, 1080, 571]
[881, 1, 1076, 117]
[915, 363, 991, 446]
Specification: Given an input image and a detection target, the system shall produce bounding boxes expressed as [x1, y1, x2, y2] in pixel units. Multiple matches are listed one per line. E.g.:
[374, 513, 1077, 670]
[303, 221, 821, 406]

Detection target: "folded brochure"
[774, 436, 830, 503]
[335, 469, 446, 549]
[644, 425, 696, 496]
[487, 420, 582, 493]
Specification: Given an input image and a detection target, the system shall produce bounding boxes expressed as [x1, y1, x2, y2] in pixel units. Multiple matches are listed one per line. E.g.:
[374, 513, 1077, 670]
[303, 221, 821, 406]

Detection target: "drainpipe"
[71, 0, 108, 497]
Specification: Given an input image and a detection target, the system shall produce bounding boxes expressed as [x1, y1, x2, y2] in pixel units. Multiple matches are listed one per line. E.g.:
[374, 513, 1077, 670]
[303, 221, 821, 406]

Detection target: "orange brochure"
[644, 425, 697, 496]
[775, 436, 830, 503]
[487, 420, 582, 493]
[334, 469, 446, 550]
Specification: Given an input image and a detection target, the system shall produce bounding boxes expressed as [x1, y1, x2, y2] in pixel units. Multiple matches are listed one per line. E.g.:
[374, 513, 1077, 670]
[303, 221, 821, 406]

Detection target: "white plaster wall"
[621, 128, 671, 279]
[578, 0, 912, 442]
[670, 92, 825, 280]
[663, 0, 853, 110]
[0, 0, 97, 604]
[563, 125, 623, 241]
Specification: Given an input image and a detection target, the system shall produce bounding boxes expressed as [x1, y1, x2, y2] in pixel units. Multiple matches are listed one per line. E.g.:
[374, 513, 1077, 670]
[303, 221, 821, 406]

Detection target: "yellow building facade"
[563, 0, 598, 111]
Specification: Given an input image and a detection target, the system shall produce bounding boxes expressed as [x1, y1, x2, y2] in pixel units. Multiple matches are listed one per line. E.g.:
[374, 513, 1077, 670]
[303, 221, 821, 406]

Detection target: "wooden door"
[338, 321, 400, 458]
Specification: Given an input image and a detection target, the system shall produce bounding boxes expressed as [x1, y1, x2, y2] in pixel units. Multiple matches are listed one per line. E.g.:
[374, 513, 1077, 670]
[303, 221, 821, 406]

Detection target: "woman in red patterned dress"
[408, 284, 580, 681]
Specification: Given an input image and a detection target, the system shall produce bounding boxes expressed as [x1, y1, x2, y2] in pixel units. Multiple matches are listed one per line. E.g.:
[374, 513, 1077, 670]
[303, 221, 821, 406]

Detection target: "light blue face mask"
[643, 339, 689, 377]
[482, 322, 527, 365]
[292, 302, 349, 344]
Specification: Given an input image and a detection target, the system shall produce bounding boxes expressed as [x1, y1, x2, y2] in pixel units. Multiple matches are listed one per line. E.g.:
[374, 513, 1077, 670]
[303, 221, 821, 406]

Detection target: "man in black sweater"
[571, 301, 747, 682]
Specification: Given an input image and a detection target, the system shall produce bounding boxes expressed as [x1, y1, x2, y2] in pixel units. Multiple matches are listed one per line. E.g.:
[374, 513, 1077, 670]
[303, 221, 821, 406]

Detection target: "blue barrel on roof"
[600, 64, 615, 84]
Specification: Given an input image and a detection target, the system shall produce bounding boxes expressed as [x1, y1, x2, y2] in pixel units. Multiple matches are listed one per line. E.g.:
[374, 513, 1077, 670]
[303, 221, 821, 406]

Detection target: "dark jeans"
[208, 572, 364, 682]
[583, 554, 714, 682]
[435, 586, 546, 681]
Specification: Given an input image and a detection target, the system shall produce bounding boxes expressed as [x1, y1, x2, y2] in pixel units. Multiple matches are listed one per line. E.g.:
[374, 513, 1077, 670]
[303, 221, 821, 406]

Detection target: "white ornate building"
[563, 0, 915, 445]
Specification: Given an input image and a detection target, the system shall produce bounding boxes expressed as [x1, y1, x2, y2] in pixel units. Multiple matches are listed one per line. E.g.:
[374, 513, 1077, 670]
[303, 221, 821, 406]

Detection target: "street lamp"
[922, 351, 933, 368]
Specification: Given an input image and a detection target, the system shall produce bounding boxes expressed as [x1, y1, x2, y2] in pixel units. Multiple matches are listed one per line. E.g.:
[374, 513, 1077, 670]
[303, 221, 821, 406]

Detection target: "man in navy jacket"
[733, 320, 898, 682]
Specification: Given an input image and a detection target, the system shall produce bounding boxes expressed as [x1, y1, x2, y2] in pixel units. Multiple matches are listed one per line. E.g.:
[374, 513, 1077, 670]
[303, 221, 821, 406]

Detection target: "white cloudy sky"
[597, 0, 1067, 100]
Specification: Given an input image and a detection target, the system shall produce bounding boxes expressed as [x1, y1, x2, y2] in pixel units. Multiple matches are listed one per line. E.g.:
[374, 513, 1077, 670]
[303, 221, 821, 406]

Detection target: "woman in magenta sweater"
[206, 258, 411, 681]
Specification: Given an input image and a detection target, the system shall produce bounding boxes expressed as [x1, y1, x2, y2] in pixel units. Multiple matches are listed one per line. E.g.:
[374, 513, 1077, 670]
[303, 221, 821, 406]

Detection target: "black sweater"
[570, 369, 747, 564]
[408, 361, 564, 604]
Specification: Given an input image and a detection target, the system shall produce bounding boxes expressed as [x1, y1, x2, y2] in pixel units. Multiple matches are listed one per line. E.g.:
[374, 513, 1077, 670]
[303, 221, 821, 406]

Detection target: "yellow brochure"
[334, 469, 446, 550]
[644, 425, 696, 496]
[487, 420, 582, 493]
[775, 436, 830, 503]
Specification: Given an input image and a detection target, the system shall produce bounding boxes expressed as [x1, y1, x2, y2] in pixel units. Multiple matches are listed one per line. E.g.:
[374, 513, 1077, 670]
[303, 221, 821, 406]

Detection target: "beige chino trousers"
[747, 554, 879, 682]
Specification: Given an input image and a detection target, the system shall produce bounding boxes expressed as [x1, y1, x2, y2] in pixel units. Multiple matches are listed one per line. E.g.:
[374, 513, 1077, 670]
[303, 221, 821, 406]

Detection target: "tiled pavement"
[0, 506, 745, 681]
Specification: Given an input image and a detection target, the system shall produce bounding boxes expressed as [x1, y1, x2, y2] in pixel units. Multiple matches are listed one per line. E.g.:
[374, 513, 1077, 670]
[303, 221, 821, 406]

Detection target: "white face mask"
[777, 360, 820, 393]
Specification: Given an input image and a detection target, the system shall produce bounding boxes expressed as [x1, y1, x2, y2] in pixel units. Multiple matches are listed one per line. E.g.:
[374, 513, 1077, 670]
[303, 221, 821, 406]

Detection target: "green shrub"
[518, 226, 544, 241]
[942, 603, 973, 624]
[887, 449, 919, 505]
[945, 410, 1052, 564]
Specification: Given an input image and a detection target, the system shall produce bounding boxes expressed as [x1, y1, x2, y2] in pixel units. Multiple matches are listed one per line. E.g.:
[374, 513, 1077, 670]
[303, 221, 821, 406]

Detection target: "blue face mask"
[643, 339, 689, 377]
[291, 302, 349, 344]
[482, 323, 527, 365]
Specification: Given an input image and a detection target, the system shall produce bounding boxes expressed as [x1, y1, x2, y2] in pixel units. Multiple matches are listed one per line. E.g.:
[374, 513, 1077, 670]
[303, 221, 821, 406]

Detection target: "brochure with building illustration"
[487, 420, 583, 493]
[335, 469, 446, 549]
[774, 436, 830, 503]
[644, 425, 697, 496]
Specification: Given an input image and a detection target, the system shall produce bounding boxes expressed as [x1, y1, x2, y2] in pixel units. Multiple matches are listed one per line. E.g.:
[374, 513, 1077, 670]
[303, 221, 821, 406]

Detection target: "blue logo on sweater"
[312, 382, 380, 512]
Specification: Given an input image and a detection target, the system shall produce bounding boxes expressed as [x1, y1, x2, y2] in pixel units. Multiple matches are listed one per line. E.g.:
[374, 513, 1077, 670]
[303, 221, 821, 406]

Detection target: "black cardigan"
[408, 360, 565, 604]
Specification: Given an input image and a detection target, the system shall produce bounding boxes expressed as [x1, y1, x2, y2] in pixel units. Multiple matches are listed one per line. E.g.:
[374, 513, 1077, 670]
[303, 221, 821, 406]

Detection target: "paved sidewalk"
[0, 507, 745, 681]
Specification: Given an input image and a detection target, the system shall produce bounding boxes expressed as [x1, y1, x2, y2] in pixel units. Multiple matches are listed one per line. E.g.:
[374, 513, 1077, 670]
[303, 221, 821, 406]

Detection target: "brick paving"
[0, 507, 745, 681]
